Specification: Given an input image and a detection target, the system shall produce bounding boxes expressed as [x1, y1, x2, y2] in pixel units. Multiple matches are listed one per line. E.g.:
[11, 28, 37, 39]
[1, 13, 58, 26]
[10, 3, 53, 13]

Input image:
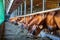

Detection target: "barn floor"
[4, 22, 51, 40]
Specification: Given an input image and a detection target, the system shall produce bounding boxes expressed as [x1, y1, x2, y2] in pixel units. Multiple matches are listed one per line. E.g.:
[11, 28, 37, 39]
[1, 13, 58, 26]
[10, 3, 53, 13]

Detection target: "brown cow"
[46, 11, 57, 30]
[28, 14, 46, 27]
[17, 16, 35, 29]
[28, 14, 46, 36]
[9, 17, 18, 23]
[54, 10, 60, 29]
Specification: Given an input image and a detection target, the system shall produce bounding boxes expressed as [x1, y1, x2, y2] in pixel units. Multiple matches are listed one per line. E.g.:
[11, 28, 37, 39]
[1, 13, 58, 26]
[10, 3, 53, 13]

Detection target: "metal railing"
[9, 0, 60, 18]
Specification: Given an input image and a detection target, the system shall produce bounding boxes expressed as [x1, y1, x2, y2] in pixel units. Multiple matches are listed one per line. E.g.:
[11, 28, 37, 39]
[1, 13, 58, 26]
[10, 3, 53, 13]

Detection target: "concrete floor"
[4, 22, 50, 40]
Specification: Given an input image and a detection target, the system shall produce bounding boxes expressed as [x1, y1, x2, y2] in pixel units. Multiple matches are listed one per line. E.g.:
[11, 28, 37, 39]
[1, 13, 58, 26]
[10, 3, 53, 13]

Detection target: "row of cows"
[9, 10, 60, 36]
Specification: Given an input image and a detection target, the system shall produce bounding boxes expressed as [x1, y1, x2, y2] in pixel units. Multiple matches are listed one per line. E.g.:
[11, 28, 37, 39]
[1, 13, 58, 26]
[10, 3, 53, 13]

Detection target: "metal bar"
[24, 0, 26, 22]
[57, 3, 59, 7]
[42, 0, 46, 18]
[16, 9, 17, 16]
[10, 8, 60, 19]
[42, 0, 45, 11]
[46, 34, 60, 40]
[17, 7, 18, 16]
[21, 4, 22, 15]
[7, 0, 14, 14]
[16, 8, 18, 16]
[30, 0, 33, 18]
[19, 4, 21, 15]
[31, 0, 33, 13]
[18, 7, 19, 16]
[40, 30, 60, 40]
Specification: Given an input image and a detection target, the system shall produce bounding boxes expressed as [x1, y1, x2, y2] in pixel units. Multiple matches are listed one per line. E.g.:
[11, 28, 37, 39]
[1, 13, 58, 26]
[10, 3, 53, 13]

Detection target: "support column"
[42, 0, 45, 11]
[17, 7, 19, 16]
[21, 4, 22, 15]
[42, 0, 46, 18]
[24, 0, 26, 22]
[16, 9, 18, 16]
[30, 0, 33, 18]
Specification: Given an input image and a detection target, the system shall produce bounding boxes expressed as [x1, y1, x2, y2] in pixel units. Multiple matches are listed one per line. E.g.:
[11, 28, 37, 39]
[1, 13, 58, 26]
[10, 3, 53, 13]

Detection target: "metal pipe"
[40, 30, 60, 40]
[58, 3, 60, 7]
[31, 0, 33, 13]
[21, 4, 22, 15]
[7, 0, 14, 14]
[17, 8, 18, 16]
[18, 7, 19, 16]
[16, 9, 17, 16]
[42, 0, 46, 18]
[24, 0, 26, 22]
[42, 0, 45, 11]
[30, 0, 33, 18]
